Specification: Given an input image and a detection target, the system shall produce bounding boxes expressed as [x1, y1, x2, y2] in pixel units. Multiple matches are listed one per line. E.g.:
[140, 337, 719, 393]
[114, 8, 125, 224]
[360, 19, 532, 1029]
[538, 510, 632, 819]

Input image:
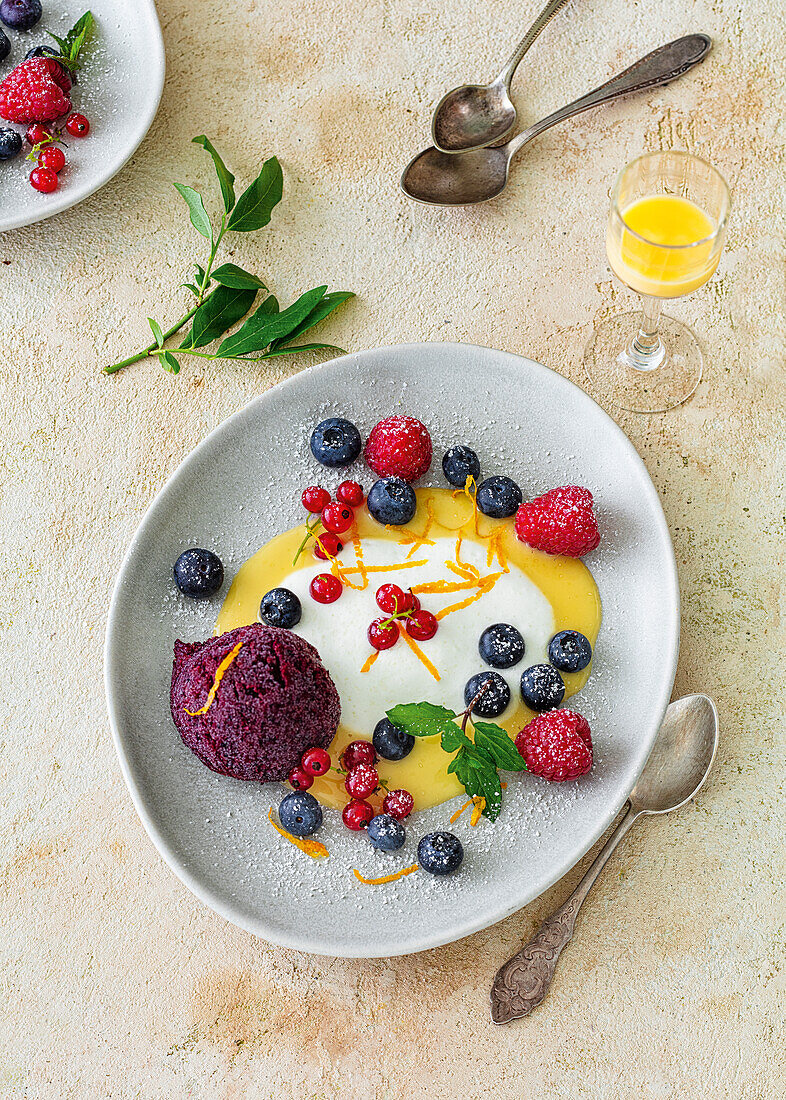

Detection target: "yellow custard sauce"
[216, 488, 601, 812]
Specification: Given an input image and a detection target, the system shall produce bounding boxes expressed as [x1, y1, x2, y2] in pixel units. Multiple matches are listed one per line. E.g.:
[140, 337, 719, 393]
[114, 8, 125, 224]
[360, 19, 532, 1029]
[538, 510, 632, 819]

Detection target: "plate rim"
[0, 0, 165, 234]
[104, 342, 680, 957]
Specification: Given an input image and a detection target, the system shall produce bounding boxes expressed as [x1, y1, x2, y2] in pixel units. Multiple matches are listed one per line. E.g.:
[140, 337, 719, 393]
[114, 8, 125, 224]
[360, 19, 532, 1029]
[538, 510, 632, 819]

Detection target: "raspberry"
[515, 485, 600, 557]
[0, 58, 71, 124]
[515, 709, 593, 781]
[364, 416, 432, 482]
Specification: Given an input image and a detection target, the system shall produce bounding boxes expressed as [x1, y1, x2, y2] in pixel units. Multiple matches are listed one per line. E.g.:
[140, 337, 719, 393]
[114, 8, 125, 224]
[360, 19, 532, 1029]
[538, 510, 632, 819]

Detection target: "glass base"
[583, 312, 702, 413]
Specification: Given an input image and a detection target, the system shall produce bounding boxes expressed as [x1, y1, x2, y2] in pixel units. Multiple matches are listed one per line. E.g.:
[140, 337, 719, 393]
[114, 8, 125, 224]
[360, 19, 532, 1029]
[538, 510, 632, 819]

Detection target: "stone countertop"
[1, 0, 783, 1096]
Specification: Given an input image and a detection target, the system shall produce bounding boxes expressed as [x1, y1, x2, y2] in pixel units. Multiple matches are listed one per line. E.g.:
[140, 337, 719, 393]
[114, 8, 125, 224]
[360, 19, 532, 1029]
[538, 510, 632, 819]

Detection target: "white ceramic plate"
[105, 344, 679, 957]
[0, 0, 163, 232]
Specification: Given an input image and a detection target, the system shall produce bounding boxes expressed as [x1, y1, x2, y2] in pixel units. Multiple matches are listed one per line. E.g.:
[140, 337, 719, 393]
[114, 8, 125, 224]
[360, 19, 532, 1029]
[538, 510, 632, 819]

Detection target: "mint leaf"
[48, 11, 94, 70]
[269, 291, 355, 350]
[147, 318, 163, 347]
[386, 702, 458, 740]
[473, 721, 527, 772]
[217, 286, 326, 358]
[183, 285, 258, 349]
[192, 135, 235, 213]
[173, 183, 212, 241]
[227, 157, 283, 232]
[448, 747, 503, 821]
[210, 263, 266, 290]
[440, 726, 472, 753]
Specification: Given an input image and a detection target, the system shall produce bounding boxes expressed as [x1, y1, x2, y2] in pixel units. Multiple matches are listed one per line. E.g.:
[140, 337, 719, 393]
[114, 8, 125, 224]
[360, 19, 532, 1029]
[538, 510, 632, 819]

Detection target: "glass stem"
[627, 295, 666, 371]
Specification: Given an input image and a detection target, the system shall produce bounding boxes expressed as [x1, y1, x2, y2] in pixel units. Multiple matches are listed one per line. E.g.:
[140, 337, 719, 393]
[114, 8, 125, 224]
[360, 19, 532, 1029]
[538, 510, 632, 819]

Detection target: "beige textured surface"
[1, 0, 784, 1096]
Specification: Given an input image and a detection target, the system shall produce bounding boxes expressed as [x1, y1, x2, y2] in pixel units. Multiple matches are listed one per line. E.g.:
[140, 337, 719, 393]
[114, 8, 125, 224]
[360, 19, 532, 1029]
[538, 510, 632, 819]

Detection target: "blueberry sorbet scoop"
[170, 623, 340, 782]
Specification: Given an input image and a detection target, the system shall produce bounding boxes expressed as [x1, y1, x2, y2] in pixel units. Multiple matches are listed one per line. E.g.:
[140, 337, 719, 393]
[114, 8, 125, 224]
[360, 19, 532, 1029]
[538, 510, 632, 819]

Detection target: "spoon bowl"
[432, 79, 517, 153]
[402, 144, 511, 207]
[630, 693, 718, 814]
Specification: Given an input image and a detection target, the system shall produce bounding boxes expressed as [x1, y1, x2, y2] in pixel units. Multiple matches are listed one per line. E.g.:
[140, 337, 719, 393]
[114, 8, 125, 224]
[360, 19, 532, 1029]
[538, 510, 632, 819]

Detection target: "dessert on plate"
[169, 413, 602, 883]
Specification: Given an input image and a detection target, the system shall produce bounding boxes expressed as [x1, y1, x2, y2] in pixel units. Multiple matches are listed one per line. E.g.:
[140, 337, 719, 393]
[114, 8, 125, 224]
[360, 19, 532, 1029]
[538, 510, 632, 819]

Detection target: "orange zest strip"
[449, 798, 475, 824]
[268, 808, 329, 859]
[470, 799, 485, 826]
[398, 625, 441, 681]
[360, 651, 379, 674]
[349, 523, 369, 590]
[446, 560, 479, 582]
[184, 641, 243, 716]
[435, 586, 492, 621]
[411, 577, 479, 594]
[404, 496, 436, 559]
[338, 559, 428, 576]
[353, 863, 419, 886]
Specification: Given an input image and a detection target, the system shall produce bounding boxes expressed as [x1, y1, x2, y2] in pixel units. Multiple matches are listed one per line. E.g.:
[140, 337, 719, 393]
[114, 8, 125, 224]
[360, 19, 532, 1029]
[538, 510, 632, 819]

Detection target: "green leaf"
[173, 183, 212, 240]
[192, 135, 236, 213]
[161, 351, 180, 374]
[472, 722, 527, 772]
[48, 11, 94, 70]
[449, 747, 503, 821]
[269, 291, 355, 350]
[147, 317, 164, 347]
[210, 263, 266, 290]
[179, 282, 201, 297]
[226, 156, 283, 232]
[182, 285, 258, 349]
[257, 342, 346, 361]
[385, 701, 458, 740]
[194, 263, 207, 281]
[440, 726, 472, 753]
[217, 286, 326, 358]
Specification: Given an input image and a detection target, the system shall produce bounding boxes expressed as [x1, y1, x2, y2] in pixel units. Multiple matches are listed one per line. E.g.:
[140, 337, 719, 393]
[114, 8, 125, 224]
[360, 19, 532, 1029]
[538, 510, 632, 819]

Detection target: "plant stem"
[104, 299, 208, 374]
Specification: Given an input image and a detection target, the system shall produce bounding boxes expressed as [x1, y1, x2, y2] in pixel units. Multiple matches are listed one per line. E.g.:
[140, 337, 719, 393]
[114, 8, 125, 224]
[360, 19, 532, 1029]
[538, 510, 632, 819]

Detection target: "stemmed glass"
[584, 151, 731, 413]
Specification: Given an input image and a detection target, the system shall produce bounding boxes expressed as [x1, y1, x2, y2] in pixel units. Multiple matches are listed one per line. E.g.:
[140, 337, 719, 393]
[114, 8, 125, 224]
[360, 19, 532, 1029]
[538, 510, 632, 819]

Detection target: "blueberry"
[479, 623, 525, 669]
[548, 630, 592, 673]
[372, 717, 414, 761]
[442, 445, 480, 488]
[417, 831, 463, 876]
[173, 548, 224, 599]
[464, 672, 511, 718]
[367, 476, 417, 525]
[279, 791, 323, 836]
[259, 587, 302, 629]
[25, 44, 59, 60]
[0, 128, 22, 160]
[0, 0, 42, 31]
[367, 813, 406, 851]
[0, 29, 9, 61]
[310, 417, 362, 468]
[476, 475, 522, 518]
[520, 664, 565, 711]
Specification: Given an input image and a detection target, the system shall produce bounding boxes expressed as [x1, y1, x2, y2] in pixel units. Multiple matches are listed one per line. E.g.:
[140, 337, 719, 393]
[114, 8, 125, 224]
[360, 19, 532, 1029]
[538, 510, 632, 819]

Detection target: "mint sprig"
[104, 137, 354, 375]
[47, 10, 94, 73]
[386, 691, 526, 822]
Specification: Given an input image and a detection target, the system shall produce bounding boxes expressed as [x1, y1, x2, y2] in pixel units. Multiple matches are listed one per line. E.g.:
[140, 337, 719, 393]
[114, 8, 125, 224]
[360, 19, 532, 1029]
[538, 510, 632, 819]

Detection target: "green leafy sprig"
[105, 136, 354, 375]
[386, 688, 526, 822]
[47, 10, 94, 73]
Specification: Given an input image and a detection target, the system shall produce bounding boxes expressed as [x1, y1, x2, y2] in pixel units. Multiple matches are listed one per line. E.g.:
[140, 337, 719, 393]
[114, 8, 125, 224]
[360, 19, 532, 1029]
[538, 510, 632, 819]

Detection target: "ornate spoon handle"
[490, 804, 639, 1023]
[497, 0, 574, 89]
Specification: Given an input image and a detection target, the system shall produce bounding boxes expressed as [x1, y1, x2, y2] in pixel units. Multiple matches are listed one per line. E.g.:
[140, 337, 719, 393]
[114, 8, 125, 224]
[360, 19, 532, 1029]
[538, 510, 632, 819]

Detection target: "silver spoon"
[403, 34, 711, 207]
[490, 693, 719, 1024]
[432, 0, 574, 153]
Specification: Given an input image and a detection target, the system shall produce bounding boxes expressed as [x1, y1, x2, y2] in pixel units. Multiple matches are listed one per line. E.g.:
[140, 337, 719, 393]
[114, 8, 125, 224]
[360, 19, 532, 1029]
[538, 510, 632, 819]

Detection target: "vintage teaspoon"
[432, 0, 574, 153]
[490, 693, 719, 1024]
[403, 34, 711, 207]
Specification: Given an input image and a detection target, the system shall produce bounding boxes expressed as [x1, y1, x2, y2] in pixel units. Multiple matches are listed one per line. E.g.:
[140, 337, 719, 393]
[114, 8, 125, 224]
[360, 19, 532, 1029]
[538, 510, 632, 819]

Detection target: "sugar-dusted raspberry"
[364, 416, 432, 482]
[515, 709, 593, 781]
[515, 485, 600, 557]
[0, 58, 71, 123]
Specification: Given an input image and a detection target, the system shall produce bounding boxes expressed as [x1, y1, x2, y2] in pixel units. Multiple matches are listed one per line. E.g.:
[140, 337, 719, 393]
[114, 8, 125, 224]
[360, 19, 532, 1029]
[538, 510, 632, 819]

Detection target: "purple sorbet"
[170, 623, 340, 782]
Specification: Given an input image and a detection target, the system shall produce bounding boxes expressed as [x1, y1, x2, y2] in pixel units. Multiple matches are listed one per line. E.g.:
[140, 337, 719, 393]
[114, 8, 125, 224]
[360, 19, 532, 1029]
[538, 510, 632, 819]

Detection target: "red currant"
[26, 124, 52, 146]
[65, 112, 90, 137]
[342, 740, 377, 770]
[301, 485, 330, 512]
[38, 146, 65, 173]
[344, 763, 379, 799]
[336, 480, 364, 507]
[288, 766, 313, 791]
[301, 746, 331, 776]
[383, 789, 414, 820]
[368, 617, 399, 650]
[313, 532, 343, 560]
[29, 166, 58, 193]
[309, 573, 343, 604]
[342, 798, 374, 831]
[321, 501, 354, 534]
[375, 583, 406, 614]
[405, 609, 438, 641]
[407, 591, 421, 613]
